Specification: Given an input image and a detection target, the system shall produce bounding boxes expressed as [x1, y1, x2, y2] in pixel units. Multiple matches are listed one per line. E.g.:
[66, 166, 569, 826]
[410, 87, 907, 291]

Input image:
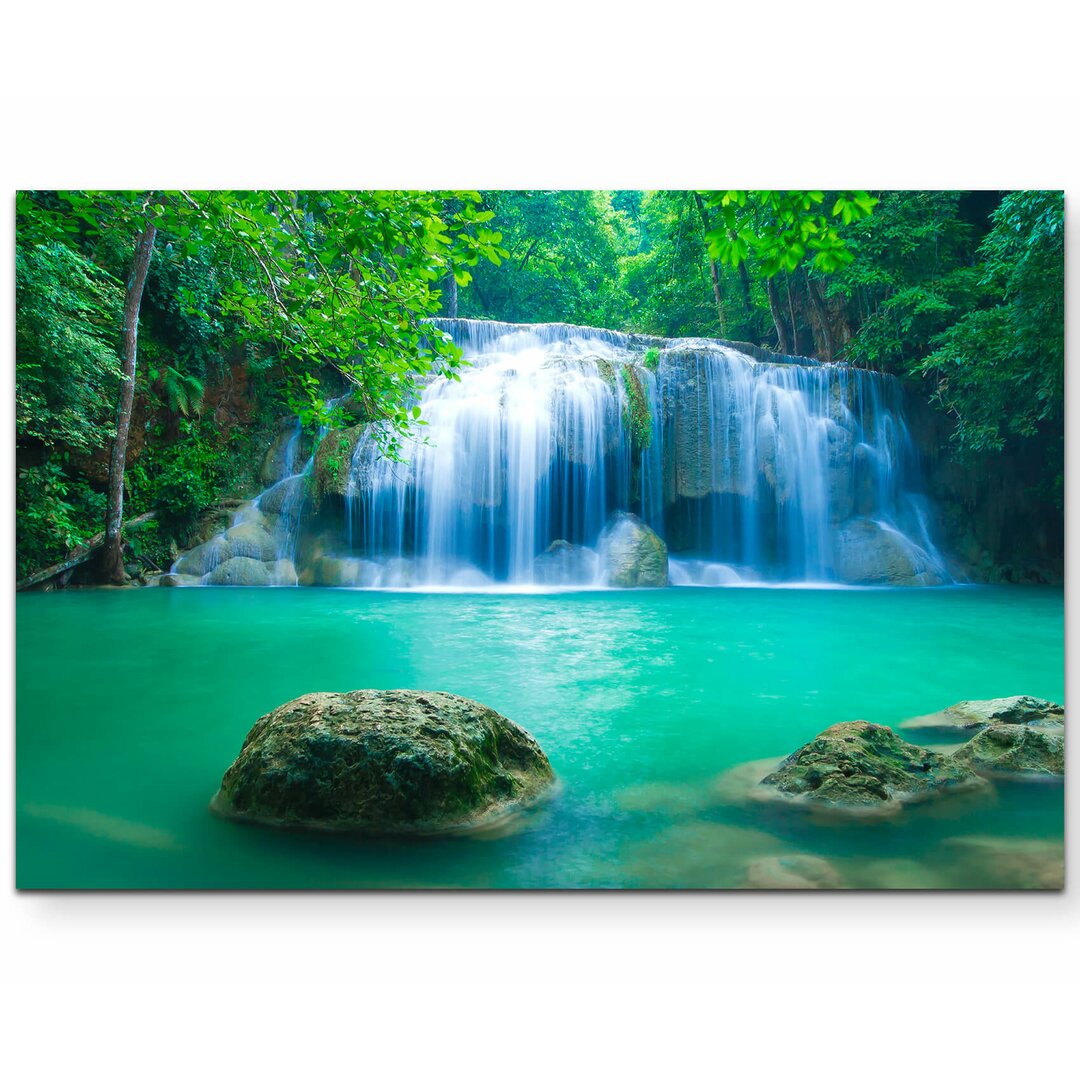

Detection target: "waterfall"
[172, 319, 951, 589]
[335, 320, 948, 587]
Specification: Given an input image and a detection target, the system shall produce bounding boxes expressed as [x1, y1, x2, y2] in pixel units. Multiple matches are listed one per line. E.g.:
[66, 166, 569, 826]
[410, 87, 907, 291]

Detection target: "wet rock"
[311, 555, 363, 587]
[551, 377, 612, 466]
[258, 474, 308, 519]
[205, 556, 272, 586]
[831, 518, 945, 586]
[744, 854, 844, 889]
[222, 521, 277, 562]
[268, 558, 298, 586]
[230, 504, 269, 530]
[598, 511, 668, 587]
[754, 720, 988, 815]
[825, 422, 856, 522]
[311, 424, 367, 506]
[533, 539, 599, 585]
[259, 419, 309, 484]
[900, 695, 1064, 734]
[210, 689, 555, 834]
[952, 724, 1064, 778]
[756, 402, 797, 505]
[664, 349, 753, 501]
[173, 535, 229, 577]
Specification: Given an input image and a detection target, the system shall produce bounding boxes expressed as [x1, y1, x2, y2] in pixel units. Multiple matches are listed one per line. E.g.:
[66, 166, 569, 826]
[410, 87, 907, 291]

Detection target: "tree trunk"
[99, 221, 156, 584]
[20, 511, 157, 591]
[737, 262, 754, 321]
[693, 193, 727, 335]
[786, 275, 800, 354]
[444, 271, 458, 318]
[805, 272, 835, 362]
[765, 277, 791, 353]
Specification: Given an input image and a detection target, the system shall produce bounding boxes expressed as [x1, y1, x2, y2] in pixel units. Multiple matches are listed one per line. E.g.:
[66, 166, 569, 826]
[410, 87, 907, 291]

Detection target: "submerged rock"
[754, 720, 988, 815]
[211, 689, 555, 834]
[744, 854, 844, 890]
[900, 695, 1064, 734]
[205, 556, 272, 586]
[598, 512, 668, 587]
[831, 518, 944, 586]
[621, 821, 788, 889]
[941, 836, 1064, 890]
[952, 723, 1064, 778]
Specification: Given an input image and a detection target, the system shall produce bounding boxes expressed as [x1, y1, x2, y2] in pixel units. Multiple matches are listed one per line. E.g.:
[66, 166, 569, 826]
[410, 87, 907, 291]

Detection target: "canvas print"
[14, 190, 1064, 889]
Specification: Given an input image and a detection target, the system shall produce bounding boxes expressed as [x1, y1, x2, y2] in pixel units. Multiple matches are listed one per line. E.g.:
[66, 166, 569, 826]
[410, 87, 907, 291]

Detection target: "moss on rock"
[755, 720, 989, 815]
[900, 695, 1064, 733]
[311, 424, 367, 508]
[952, 723, 1064, 778]
[211, 689, 556, 834]
[599, 511, 668, 587]
[620, 364, 652, 451]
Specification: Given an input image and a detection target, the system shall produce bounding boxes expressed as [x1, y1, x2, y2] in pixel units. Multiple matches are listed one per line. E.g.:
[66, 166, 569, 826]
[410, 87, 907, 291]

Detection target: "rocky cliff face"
[904, 396, 1063, 583]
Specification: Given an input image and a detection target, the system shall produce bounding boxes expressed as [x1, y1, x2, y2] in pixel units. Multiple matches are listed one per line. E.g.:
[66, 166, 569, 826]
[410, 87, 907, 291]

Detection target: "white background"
[2, 3, 1078, 1076]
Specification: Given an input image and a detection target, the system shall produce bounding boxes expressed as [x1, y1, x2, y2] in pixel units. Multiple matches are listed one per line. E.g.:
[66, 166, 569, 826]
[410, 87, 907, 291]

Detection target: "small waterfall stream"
[172, 320, 950, 588]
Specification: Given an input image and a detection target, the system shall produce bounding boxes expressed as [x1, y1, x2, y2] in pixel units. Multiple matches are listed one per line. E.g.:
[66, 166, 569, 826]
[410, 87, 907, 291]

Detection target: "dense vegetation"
[14, 189, 1064, 584]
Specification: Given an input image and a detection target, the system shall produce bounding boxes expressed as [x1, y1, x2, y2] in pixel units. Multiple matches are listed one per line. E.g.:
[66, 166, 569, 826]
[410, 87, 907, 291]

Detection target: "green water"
[16, 585, 1064, 889]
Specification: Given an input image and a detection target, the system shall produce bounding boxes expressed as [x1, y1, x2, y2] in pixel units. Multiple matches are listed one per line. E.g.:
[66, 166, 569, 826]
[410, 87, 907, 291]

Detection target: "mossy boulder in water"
[900, 695, 1064, 733]
[599, 511, 668, 587]
[952, 723, 1064, 778]
[754, 720, 988, 815]
[211, 689, 556, 834]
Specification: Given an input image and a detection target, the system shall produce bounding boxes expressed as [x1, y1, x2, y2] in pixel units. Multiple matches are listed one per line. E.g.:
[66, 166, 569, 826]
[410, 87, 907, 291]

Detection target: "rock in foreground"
[952, 723, 1064, 778]
[211, 690, 555, 834]
[754, 720, 988, 815]
[900, 695, 1064, 733]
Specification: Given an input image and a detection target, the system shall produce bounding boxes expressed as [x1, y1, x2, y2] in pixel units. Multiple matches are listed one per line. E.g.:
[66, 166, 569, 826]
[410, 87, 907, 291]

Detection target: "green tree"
[917, 190, 1064, 456]
[702, 190, 878, 358]
[15, 189, 507, 581]
[460, 191, 630, 326]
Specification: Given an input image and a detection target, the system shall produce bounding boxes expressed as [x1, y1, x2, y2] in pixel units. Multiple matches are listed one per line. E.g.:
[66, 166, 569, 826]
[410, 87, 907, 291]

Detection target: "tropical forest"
[15, 189, 1065, 890]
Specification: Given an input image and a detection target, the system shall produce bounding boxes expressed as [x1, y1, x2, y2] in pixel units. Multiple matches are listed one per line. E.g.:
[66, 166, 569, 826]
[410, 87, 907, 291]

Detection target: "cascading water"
[346, 324, 662, 586]
[331, 319, 949, 587]
[171, 319, 951, 589]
